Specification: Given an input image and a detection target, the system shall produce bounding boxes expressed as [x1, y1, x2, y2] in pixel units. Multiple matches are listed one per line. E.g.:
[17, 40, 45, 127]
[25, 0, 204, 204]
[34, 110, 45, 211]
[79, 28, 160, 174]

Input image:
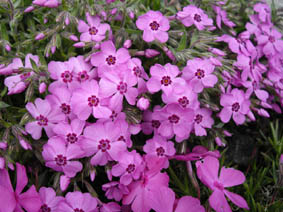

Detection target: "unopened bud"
[135, 51, 145, 56]
[111, 8, 117, 15]
[257, 108, 270, 117]
[137, 97, 150, 111]
[90, 169, 96, 182]
[51, 46, 56, 54]
[19, 138, 32, 150]
[60, 175, 70, 191]
[123, 39, 132, 49]
[223, 130, 232, 137]
[0, 142, 7, 150]
[69, 35, 78, 42]
[73, 42, 85, 48]
[24, 6, 35, 13]
[39, 82, 47, 93]
[215, 137, 226, 147]
[0, 157, 5, 169]
[5, 44, 11, 52]
[145, 49, 160, 58]
[35, 33, 45, 41]
[129, 11, 135, 19]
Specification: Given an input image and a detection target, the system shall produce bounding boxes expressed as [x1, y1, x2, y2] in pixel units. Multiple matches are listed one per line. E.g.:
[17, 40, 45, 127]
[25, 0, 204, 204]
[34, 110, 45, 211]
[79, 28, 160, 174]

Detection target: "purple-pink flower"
[38, 187, 64, 212]
[136, 10, 170, 43]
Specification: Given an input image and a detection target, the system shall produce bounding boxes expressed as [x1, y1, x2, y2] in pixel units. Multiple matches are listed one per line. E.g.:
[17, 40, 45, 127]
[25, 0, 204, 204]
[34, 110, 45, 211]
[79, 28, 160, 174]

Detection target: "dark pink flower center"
[60, 103, 71, 115]
[195, 69, 205, 79]
[55, 154, 67, 166]
[118, 135, 126, 142]
[36, 115, 48, 126]
[156, 146, 165, 157]
[66, 133, 78, 144]
[110, 111, 118, 121]
[89, 26, 98, 35]
[106, 55, 116, 65]
[152, 120, 161, 128]
[269, 36, 275, 43]
[168, 114, 180, 124]
[98, 139, 111, 152]
[117, 81, 127, 94]
[133, 66, 142, 77]
[40, 204, 51, 212]
[161, 76, 172, 86]
[61, 71, 73, 83]
[149, 21, 160, 31]
[77, 71, 89, 82]
[194, 14, 202, 22]
[126, 164, 135, 173]
[88, 95, 99, 107]
[178, 96, 189, 108]
[20, 72, 31, 80]
[213, 181, 224, 190]
[74, 209, 84, 212]
[194, 114, 203, 124]
[232, 102, 240, 112]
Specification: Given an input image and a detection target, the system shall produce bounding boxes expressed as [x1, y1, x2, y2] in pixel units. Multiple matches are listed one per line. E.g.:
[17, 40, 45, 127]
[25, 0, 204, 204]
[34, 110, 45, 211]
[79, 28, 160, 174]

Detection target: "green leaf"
[1, 23, 9, 41]
[0, 101, 10, 109]
[177, 31, 187, 51]
[30, 58, 39, 73]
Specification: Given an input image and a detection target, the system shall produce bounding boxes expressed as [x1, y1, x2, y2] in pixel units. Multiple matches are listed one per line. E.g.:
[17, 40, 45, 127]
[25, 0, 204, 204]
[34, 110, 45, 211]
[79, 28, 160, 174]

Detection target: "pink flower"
[68, 56, 94, 82]
[177, 5, 213, 30]
[78, 13, 111, 42]
[102, 181, 129, 201]
[91, 40, 130, 76]
[193, 108, 214, 136]
[219, 88, 251, 125]
[71, 80, 112, 120]
[58, 191, 97, 212]
[147, 63, 185, 96]
[136, 10, 170, 43]
[32, 0, 60, 8]
[82, 122, 127, 166]
[0, 163, 41, 212]
[175, 196, 205, 212]
[154, 103, 194, 142]
[137, 97, 150, 110]
[213, 6, 235, 29]
[182, 58, 218, 93]
[112, 150, 144, 185]
[141, 106, 162, 135]
[42, 137, 84, 177]
[35, 33, 45, 40]
[0, 58, 22, 75]
[38, 187, 64, 212]
[25, 98, 65, 139]
[196, 156, 249, 212]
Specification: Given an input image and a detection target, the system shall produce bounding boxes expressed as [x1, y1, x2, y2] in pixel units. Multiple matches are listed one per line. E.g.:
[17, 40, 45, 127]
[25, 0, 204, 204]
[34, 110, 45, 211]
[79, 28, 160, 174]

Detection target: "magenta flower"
[193, 108, 214, 136]
[58, 191, 97, 212]
[91, 40, 130, 76]
[0, 58, 22, 75]
[69, 56, 94, 82]
[82, 122, 127, 166]
[71, 80, 112, 120]
[0, 163, 41, 212]
[154, 103, 194, 142]
[143, 135, 175, 168]
[102, 181, 129, 201]
[112, 150, 144, 185]
[99, 71, 138, 112]
[32, 0, 60, 8]
[136, 10, 170, 43]
[141, 106, 162, 135]
[182, 58, 218, 93]
[78, 13, 111, 42]
[175, 196, 205, 212]
[213, 6, 235, 29]
[147, 63, 185, 96]
[177, 5, 213, 30]
[42, 137, 84, 177]
[39, 187, 64, 212]
[196, 156, 249, 212]
[25, 98, 65, 139]
[219, 88, 251, 125]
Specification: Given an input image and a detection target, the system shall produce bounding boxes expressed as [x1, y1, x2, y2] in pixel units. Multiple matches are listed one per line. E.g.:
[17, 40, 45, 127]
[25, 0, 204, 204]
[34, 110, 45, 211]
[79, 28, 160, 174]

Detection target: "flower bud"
[137, 97, 150, 111]
[8, 162, 14, 170]
[51, 46, 56, 54]
[44, 18, 48, 24]
[69, 35, 78, 41]
[208, 47, 226, 56]
[60, 175, 70, 191]
[123, 39, 132, 49]
[111, 8, 117, 15]
[90, 169, 96, 182]
[0, 142, 7, 150]
[0, 157, 5, 169]
[39, 82, 47, 93]
[35, 33, 45, 40]
[135, 51, 145, 56]
[129, 11, 135, 19]
[19, 138, 32, 150]
[5, 44, 11, 52]
[257, 108, 270, 117]
[215, 137, 226, 147]
[223, 130, 232, 137]
[24, 6, 35, 13]
[73, 42, 85, 48]
[65, 16, 70, 25]
[145, 49, 160, 58]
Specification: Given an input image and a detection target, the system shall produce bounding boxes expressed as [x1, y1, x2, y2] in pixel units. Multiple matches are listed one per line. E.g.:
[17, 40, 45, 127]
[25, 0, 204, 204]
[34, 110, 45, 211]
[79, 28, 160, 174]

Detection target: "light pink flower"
[141, 107, 162, 135]
[213, 6, 235, 29]
[0, 58, 22, 75]
[32, 0, 60, 8]
[39, 187, 64, 212]
[175, 196, 205, 212]
[78, 13, 111, 42]
[102, 181, 129, 201]
[136, 10, 170, 43]
[196, 156, 249, 212]
[193, 108, 214, 136]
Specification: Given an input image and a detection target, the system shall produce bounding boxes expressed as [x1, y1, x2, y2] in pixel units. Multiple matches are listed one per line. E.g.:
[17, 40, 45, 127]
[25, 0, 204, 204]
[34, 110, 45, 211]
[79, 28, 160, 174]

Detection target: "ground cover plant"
[0, 0, 283, 211]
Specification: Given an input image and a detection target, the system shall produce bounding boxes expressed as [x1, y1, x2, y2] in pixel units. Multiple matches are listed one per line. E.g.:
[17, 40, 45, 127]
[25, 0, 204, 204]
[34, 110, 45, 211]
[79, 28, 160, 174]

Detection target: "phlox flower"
[147, 63, 185, 96]
[91, 40, 130, 76]
[99, 71, 138, 112]
[196, 156, 249, 212]
[95, 202, 121, 212]
[78, 13, 111, 42]
[177, 5, 213, 30]
[0, 58, 22, 75]
[136, 10, 170, 43]
[193, 108, 214, 136]
[71, 80, 112, 120]
[253, 3, 271, 24]
[153, 103, 194, 142]
[42, 137, 84, 178]
[143, 135, 176, 168]
[25, 98, 65, 139]
[102, 181, 129, 201]
[38, 187, 64, 212]
[111, 150, 144, 185]
[219, 88, 251, 125]
[141, 106, 162, 135]
[175, 196, 205, 212]
[82, 121, 127, 166]
[0, 163, 41, 212]
[213, 6, 235, 29]
[32, 0, 60, 8]
[182, 58, 218, 93]
[58, 191, 97, 212]
[68, 56, 95, 82]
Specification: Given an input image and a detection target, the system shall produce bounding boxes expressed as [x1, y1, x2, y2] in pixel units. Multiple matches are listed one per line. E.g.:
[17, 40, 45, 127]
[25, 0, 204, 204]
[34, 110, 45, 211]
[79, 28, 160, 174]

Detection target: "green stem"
[168, 166, 187, 194]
